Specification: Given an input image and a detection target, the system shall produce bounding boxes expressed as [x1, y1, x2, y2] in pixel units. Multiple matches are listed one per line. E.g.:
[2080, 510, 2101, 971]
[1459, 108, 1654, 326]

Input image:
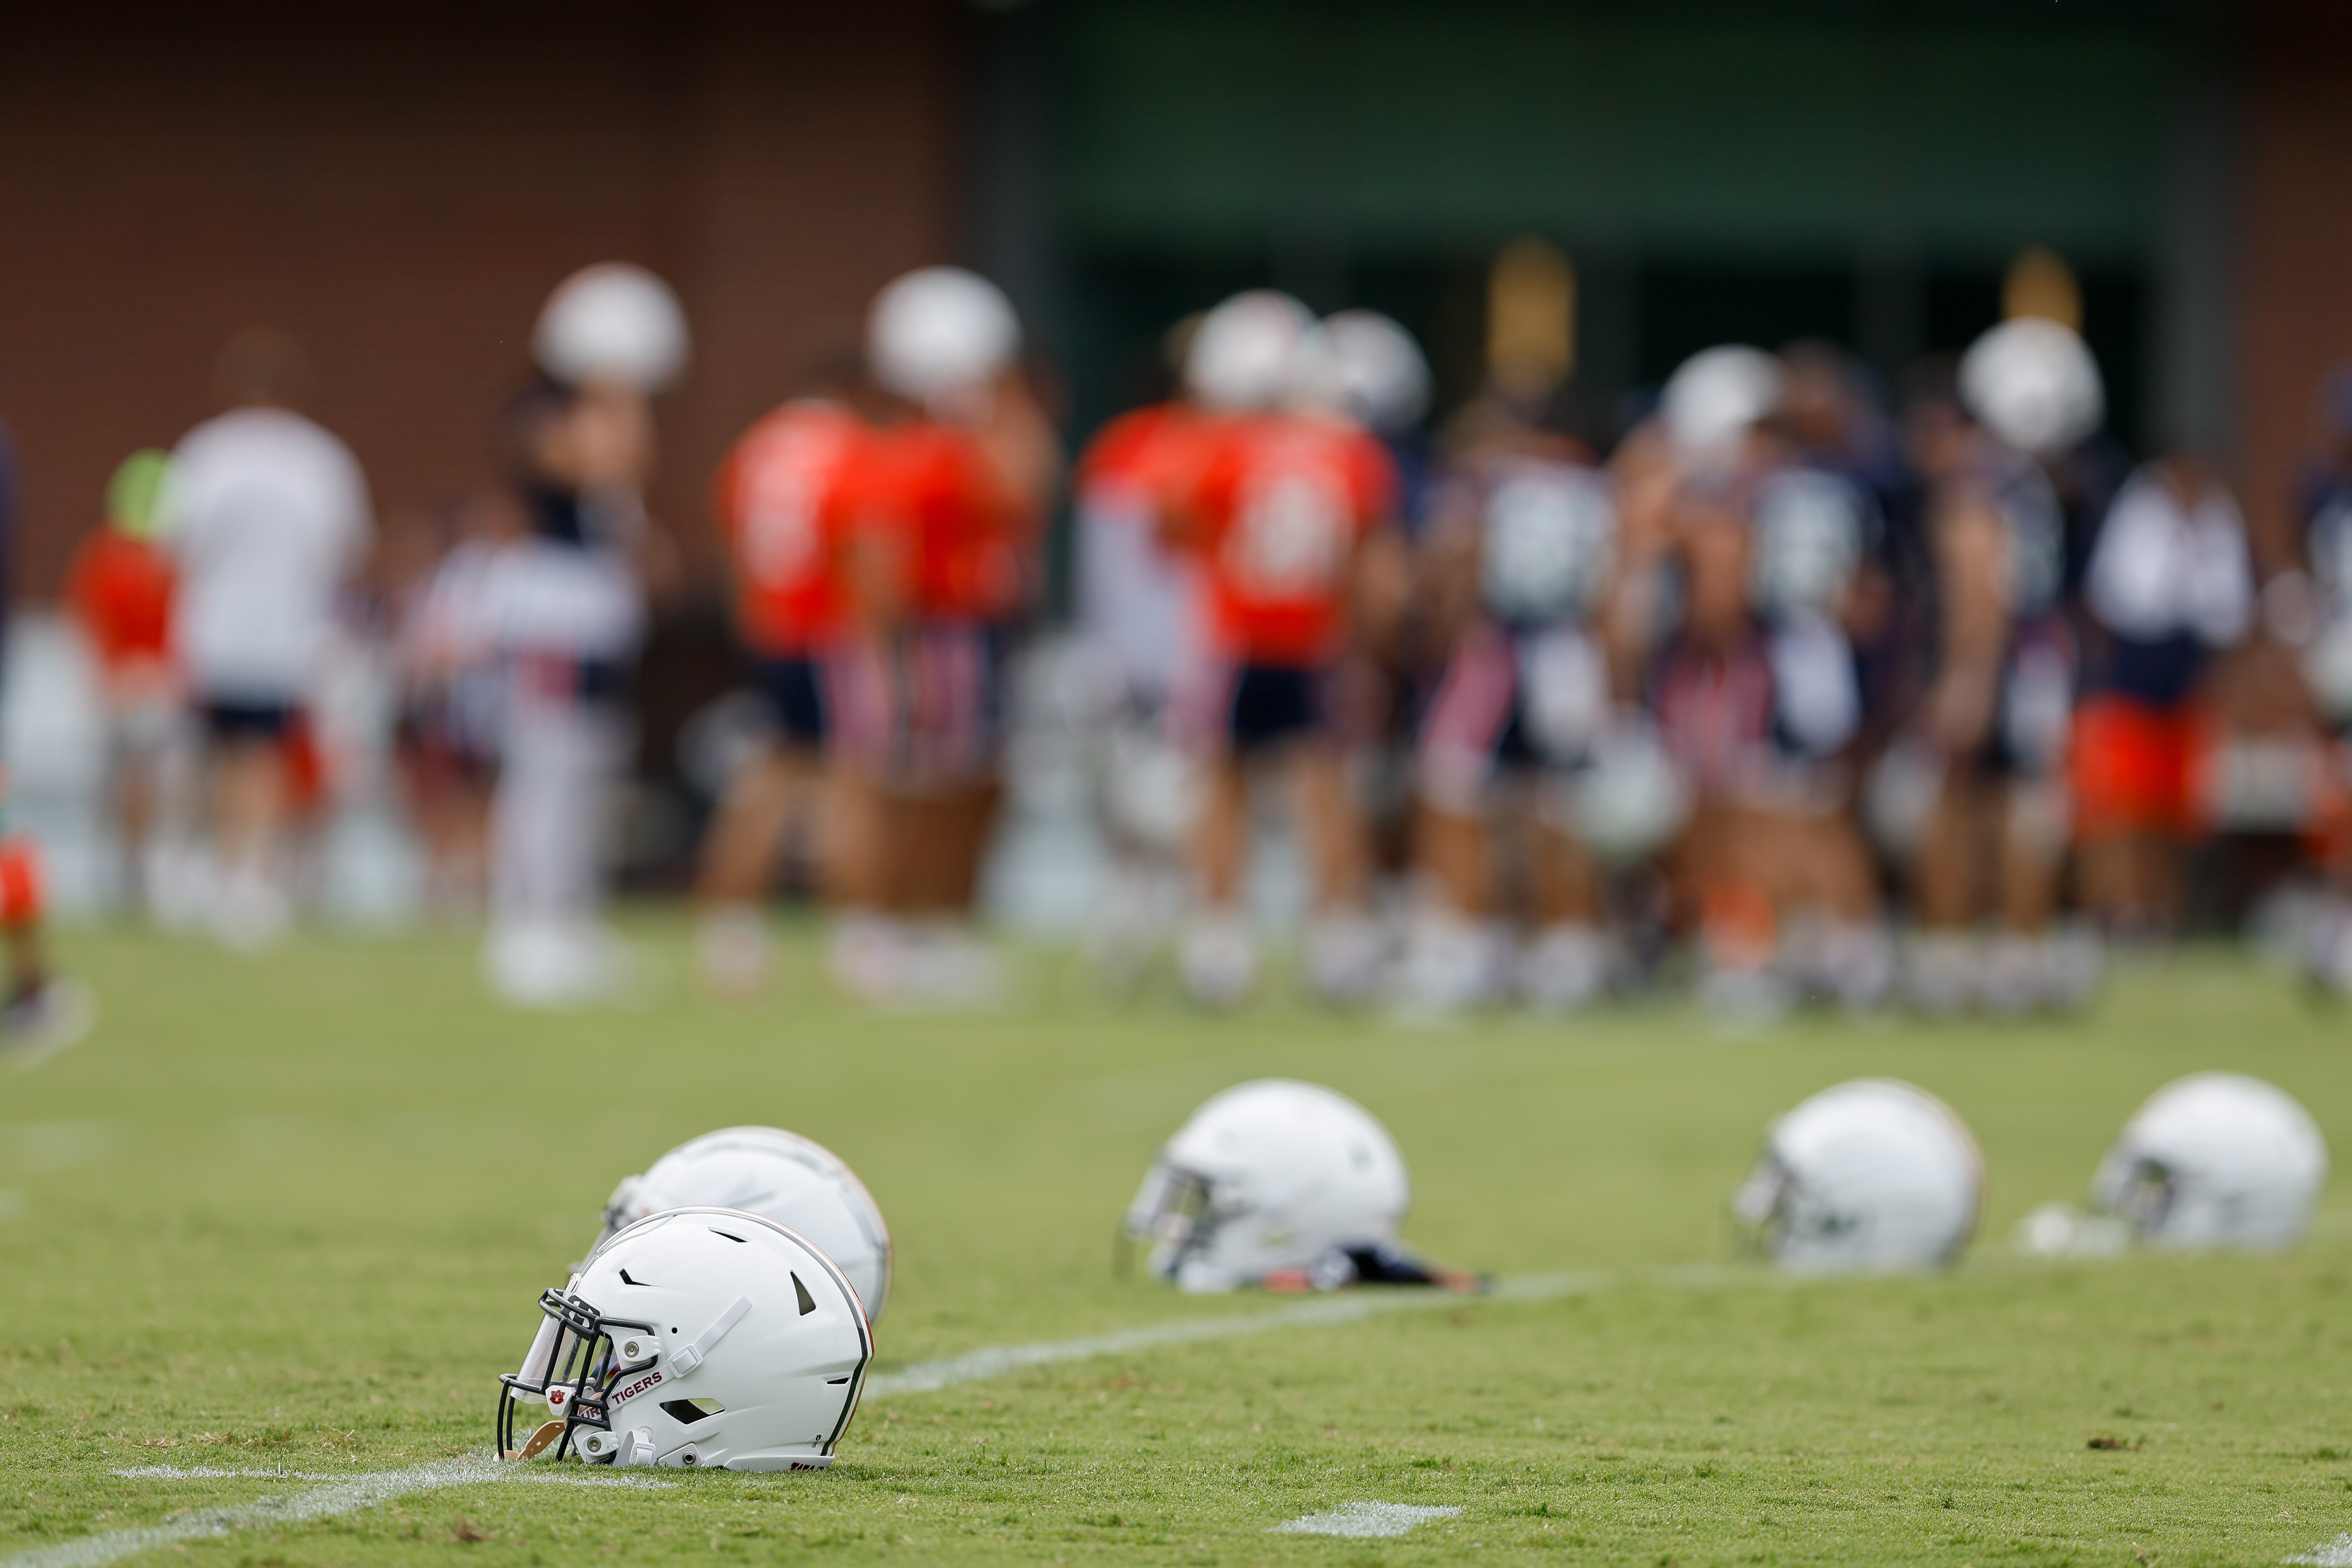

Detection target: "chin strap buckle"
[617, 1426, 658, 1466]
[667, 1295, 753, 1377]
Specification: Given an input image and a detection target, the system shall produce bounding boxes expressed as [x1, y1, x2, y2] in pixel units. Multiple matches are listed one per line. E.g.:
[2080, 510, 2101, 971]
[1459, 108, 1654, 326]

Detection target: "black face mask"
[496, 1287, 657, 1462]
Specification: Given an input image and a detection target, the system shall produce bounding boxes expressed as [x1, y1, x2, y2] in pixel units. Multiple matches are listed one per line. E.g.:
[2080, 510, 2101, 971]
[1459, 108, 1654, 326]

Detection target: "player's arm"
[1925, 488, 2008, 753]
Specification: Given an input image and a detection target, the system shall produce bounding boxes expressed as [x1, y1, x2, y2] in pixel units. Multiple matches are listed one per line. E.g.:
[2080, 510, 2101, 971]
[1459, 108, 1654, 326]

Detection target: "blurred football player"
[1877, 344, 2093, 1014]
[2074, 452, 2251, 938]
[394, 492, 524, 916]
[1158, 292, 1407, 1007]
[1399, 392, 1619, 1013]
[159, 330, 374, 949]
[480, 263, 685, 1007]
[825, 267, 1058, 1005]
[1642, 348, 1889, 1014]
[2286, 369, 2352, 990]
[1070, 324, 1210, 987]
[1122, 1079, 1482, 1293]
[692, 359, 870, 995]
[65, 450, 189, 916]
[1734, 1079, 1982, 1273]
[0, 414, 92, 1062]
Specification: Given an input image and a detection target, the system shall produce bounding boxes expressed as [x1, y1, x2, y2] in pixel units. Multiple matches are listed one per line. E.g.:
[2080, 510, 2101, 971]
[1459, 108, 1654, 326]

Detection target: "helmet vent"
[791, 1272, 818, 1316]
[659, 1399, 722, 1425]
[619, 1269, 652, 1287]
[826, 1376, 850, 1386]
[710, 1230, 749, 1244]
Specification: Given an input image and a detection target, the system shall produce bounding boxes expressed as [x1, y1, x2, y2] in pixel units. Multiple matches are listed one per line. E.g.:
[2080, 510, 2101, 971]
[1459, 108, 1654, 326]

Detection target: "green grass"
[5, 921, 2352, 1565]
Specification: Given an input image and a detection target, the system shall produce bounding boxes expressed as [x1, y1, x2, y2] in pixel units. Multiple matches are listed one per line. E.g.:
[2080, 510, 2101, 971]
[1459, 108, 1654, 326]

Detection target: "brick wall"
[0, 0, 963, 596]
[2239, 1, 2352, 563]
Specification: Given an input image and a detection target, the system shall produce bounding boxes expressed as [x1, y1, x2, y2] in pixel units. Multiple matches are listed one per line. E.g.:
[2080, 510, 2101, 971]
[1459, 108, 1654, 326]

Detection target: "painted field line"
[862, 1268, 1613, 1398]
[0, 1457, 670, 1568]
[10, 1267, 1646, 1568]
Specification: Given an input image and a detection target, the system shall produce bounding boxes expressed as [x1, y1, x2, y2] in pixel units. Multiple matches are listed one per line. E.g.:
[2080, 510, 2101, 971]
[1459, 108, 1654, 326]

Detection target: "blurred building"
[2, 0, 2345, 579]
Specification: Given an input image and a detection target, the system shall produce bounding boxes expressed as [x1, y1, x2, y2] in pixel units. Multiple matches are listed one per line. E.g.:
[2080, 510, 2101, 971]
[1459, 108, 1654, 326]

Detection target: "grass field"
[5, 920, 2352, 1566]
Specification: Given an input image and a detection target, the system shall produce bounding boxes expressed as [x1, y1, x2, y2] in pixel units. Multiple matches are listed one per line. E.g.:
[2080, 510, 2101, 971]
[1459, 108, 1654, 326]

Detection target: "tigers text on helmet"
[1733, 1080, 1982, 1274]
[2091, 1073, 2327, 1252]
[1123, 1080, 1410, 1292]
[533, 263, 691, 392]
[500, 1207, 870, 1471]
[596, 1126, 891, 1322]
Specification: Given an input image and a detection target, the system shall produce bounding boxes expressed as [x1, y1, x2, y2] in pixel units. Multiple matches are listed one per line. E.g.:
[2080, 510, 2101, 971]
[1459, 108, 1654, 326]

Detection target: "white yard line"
[0, 1458, 671, 1568]
[862, 1269, 1611, 1398]
[9, 1269, 1632, 1568]
[1271, 1501, 1463, 1538]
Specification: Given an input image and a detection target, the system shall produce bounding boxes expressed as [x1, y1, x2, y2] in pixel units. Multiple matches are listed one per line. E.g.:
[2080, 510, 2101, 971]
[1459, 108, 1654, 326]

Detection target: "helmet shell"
[534, 263, 690, 391]
[1127, 1079, 1409, 1291]
[1295, 310, 1430, 434]
[1663, 346, 1782, 463]
[519, 1207, 869, 1471]
[1736, 1080, 1982, 1273]
[866, 267, 1020, 407]
[1185, 292, 1313, 413]
[601, 1127, 891, 1322]
[1960, 318, 2103, 456]
[2092, 1073, 2327, 1251]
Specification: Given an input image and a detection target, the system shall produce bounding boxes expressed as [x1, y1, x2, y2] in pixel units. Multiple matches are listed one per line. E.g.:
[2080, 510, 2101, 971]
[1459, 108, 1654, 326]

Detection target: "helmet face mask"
[497, 1287, 661, 1464]
[1122, 1156, 1218, 1277]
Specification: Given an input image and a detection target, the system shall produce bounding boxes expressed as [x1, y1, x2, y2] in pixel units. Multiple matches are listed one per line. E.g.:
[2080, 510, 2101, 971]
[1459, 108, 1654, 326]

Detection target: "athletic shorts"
[752, 656, 828, 747]
[201, 699, 299, 741]
[1416, 625, 1541, 813]
[2071, 693, 2209, 838]
[827, 624, 1000, 786]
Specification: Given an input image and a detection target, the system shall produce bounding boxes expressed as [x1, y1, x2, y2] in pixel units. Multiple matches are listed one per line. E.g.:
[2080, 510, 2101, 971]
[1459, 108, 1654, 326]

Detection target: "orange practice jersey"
[715, 400, 866, 656]
[1078, 402, 1207, 511]
[66, 528, 175, 673]
[841, 419, 1020, 624]
[1180, 411, 1396, 667]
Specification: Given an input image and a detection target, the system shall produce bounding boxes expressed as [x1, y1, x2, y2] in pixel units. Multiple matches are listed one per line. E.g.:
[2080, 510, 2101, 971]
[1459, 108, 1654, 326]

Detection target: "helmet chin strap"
[668, 1296, 753, 1377]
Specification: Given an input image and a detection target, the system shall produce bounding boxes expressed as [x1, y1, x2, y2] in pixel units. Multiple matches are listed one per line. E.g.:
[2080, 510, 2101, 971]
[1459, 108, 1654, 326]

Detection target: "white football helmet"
[597, 1128, 891, 1322]
[867, 266, 1022, 408]
[1961, 318, 2103, 457]
[1185, 291, 1313, 414]
[1124, 1080, 1410, 1292]
[499, 1207, 871, 1470]
[1296, 310, 1431, 434]
[1750, 467, 1869, 619]
[2091, 1073, 2328, 1252]
[1733, 1080, 1983, 1273]
[1480, 462, 1618, 625]
[1662, 346, 1783, 463]
[534, 263, 691, 392]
